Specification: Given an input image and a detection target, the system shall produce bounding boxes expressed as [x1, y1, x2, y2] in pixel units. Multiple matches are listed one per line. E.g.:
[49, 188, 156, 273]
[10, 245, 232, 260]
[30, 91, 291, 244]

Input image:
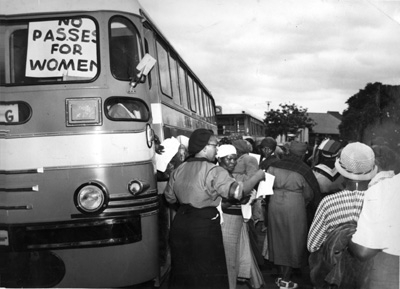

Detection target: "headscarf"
[232, 139, 251, 155]
[217, 144, 236, 158]
[289, 141, 307, 157]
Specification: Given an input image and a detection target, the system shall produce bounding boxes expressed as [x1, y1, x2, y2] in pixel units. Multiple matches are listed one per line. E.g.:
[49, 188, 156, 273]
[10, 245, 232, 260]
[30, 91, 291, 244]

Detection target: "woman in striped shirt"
[307, 142, 377, 253]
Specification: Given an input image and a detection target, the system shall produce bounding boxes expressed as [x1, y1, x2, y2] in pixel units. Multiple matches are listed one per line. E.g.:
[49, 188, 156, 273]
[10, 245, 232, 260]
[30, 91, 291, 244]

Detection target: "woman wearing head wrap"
[231, 139, 260, 183]
[217, 145, 264, 289]
[266, 141, 321, 289]
[164, 129, 265, 289]
[307, 142, 378, 289]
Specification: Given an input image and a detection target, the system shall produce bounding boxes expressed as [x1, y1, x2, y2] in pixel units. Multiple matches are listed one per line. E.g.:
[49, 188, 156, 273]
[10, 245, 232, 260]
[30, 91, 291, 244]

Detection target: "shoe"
[277, 279, 298, 289]
[275, 277, 282, 286]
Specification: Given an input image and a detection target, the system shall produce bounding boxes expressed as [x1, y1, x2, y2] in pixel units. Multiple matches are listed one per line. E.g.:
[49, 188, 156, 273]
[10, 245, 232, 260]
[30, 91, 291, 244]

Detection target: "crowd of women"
[160, 128, 400, 289]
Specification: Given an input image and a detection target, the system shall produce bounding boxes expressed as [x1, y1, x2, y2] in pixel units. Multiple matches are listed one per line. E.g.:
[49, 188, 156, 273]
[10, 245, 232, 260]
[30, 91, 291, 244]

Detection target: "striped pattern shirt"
[307, 189, 365, 252]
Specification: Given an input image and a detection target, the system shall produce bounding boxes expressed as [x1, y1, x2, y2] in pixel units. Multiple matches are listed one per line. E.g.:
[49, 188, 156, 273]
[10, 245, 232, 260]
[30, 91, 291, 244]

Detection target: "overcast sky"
[140, 0, 400, 119]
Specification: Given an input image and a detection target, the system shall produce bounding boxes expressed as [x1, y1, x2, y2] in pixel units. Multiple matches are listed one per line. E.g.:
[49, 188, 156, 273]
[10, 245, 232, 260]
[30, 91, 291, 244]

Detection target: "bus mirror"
[129, 74, 146, 90]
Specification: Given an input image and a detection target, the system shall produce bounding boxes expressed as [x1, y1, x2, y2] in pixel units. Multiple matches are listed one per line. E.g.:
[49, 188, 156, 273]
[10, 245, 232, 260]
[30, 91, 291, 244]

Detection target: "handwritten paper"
[26, 19, 97, 78]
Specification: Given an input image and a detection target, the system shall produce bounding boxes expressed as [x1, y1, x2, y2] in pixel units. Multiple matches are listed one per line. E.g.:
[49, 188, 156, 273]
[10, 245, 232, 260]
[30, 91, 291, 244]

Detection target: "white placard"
[155, 137, 181, 172]
[136, 53, 156, 76]
[256, 173, 275, 198]
[25, 18, 97, 78]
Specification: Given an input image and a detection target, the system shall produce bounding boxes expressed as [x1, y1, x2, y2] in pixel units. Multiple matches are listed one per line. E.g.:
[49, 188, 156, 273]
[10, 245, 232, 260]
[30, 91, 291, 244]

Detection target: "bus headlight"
[128, 180, 150, 196]
[74, 182, 108, 214]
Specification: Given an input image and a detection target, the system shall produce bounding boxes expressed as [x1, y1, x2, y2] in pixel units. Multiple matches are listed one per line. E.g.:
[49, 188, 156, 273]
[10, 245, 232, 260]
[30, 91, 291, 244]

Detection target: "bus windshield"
[0, 17, 98, 85]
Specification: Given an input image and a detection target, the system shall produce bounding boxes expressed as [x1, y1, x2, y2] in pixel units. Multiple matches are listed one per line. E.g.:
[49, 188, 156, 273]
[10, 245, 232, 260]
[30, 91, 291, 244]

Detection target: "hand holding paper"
[256, 173, 275, 198]
[155, 137, 180, 172]
[241, 190, 257, 220]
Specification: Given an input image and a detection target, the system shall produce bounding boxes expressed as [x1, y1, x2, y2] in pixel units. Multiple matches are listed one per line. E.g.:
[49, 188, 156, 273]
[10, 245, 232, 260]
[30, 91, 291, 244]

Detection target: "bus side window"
[156, 39, 172, 97]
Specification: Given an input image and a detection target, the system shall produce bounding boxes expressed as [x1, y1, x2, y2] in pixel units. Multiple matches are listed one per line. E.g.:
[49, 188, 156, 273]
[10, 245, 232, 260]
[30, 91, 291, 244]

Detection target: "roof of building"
[216, 112, 264, 124]
[308, 112, 342, 135]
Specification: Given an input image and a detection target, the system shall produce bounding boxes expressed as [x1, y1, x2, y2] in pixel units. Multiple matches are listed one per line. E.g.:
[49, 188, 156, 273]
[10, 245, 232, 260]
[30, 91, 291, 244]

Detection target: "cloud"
[141, 0, 400, 119]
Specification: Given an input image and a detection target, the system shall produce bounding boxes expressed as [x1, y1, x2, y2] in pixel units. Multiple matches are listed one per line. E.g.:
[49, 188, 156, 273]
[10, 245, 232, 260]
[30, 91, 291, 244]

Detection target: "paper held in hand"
[256, 173, 275, 198]
[155, 137, 180, 172]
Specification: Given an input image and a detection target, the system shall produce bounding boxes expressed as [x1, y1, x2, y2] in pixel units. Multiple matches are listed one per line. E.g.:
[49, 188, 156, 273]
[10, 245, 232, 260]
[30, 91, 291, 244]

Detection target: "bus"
[0, 0, 216, 287]
[141, 8, 218, 286]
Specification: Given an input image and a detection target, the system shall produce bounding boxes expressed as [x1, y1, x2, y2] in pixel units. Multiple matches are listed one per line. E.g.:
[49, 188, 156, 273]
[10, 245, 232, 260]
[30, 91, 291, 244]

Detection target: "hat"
[318, 139, 342, 158]
[232, 140, 251, 154]
[289, 141, 307, 157]
[260, 137, 277, 151]
[335, 142, 377, 181]
[188, 129, 214, 155]
[217, 144, 237, 158]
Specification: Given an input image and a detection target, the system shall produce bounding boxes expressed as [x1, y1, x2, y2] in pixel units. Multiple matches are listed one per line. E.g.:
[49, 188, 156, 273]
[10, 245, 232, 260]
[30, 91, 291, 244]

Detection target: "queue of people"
[159, 129, 400, 289]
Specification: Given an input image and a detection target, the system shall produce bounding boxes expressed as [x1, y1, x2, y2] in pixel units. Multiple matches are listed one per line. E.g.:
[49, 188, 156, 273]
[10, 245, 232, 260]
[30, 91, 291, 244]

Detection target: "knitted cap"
[260, 137, 277, 151]
[335, 142, 377, 181]
[289, 141, 307, 157]
[217, 144, 237, 158]
[318, 139, 342, 158]
[188, 129, 214, 155]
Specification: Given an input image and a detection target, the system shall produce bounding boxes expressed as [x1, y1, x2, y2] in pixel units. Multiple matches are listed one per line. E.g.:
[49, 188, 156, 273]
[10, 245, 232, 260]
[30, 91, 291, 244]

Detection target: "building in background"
[216, 106, 266, 143]
[216, 107, 343, 148]
[307, 111, 342, 145]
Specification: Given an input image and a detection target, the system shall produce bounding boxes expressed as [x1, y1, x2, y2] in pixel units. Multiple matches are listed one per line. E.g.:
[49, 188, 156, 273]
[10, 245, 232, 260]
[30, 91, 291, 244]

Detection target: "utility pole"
[266, 101, 271, 112]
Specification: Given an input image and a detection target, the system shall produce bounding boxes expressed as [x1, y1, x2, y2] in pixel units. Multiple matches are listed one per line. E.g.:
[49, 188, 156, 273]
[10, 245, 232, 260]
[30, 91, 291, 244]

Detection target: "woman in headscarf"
[164, 129, 265, 289]
[231, 139, 259, 182]
[217, 144, 264, 289]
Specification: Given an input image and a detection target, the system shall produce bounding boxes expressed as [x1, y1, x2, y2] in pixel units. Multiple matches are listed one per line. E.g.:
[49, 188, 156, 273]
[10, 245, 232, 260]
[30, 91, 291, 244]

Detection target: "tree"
[339, 82, 400, 152]
[263, 103, 316, 139]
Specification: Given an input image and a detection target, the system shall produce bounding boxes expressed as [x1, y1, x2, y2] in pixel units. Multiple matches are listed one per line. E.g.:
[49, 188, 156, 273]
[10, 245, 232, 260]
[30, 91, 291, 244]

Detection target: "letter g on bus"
[5, 110, 14, 122]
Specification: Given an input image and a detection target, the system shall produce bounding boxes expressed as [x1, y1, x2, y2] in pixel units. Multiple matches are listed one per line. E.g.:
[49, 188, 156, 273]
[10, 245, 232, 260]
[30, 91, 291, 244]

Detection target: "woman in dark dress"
[164, 129, 265, 289]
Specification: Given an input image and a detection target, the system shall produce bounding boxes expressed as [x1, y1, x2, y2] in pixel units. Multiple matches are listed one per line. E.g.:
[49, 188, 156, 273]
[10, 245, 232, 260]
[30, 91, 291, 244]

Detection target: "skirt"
[169, 204, 229, 289]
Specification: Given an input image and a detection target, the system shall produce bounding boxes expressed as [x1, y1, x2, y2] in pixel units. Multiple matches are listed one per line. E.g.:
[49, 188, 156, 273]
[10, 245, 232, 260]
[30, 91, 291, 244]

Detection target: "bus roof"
[0, 0, 142, 16]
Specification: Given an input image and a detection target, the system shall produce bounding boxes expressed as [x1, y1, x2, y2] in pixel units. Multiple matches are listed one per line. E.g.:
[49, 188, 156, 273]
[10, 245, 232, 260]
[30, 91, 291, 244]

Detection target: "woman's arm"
[227, 169, 265, 200]
[348, 239, 381, 262]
